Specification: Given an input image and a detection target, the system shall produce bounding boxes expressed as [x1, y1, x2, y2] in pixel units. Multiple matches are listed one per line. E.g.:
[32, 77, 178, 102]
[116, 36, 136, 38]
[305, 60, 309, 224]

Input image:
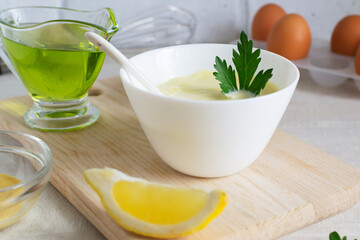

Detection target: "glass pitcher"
[0, 7, 118, 131]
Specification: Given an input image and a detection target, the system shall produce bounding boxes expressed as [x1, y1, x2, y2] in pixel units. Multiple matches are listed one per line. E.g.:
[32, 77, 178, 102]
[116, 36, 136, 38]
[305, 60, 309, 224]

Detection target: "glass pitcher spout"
[0, 7, 118, 36]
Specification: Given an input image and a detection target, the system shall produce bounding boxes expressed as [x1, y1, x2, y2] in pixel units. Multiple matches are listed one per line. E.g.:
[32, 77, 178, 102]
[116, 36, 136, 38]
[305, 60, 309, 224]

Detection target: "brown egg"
[252, 3, 286, 41]
[267, 14, 311, 60]
[355, 45, 360, 75]
[331, 15, 360, 56]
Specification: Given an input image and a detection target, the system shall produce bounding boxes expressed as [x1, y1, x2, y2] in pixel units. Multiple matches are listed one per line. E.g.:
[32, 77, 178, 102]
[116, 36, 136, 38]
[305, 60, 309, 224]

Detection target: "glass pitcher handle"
[0, 39, 19, 78]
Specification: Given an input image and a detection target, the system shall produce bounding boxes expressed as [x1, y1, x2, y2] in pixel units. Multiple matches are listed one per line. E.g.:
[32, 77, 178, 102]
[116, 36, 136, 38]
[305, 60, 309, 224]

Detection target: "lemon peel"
[84, 168, 227, 238]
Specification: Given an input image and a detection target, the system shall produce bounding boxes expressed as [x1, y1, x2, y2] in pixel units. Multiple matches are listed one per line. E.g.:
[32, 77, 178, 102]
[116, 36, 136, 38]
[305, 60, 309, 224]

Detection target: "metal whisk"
[110, 5, 196, 49]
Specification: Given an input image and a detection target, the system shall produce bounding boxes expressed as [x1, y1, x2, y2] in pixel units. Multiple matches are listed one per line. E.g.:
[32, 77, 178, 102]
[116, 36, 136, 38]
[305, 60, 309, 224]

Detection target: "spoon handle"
[85, 32, 161, 94]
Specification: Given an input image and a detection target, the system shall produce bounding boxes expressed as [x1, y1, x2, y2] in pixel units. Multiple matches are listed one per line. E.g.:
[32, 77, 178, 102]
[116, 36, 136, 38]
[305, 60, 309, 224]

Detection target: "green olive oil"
[1, 25, 105, 102]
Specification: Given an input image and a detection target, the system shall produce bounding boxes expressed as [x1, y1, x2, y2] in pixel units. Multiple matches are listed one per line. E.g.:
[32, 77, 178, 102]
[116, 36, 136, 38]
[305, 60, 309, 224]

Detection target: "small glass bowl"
[0, 130, 52, 229]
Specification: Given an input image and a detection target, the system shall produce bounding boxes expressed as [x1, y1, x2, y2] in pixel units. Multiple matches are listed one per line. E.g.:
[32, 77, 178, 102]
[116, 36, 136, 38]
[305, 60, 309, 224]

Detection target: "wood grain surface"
[0, 77, 360, 240]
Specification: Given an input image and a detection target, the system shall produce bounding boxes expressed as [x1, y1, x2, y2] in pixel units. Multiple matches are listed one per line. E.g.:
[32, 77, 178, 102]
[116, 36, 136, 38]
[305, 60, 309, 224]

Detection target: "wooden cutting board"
[1, 76, 360, 240]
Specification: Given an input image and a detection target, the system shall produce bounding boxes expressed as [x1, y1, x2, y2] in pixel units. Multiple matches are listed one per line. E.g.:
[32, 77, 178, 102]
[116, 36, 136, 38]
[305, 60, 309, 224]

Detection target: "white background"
[1, 0, 360, 43]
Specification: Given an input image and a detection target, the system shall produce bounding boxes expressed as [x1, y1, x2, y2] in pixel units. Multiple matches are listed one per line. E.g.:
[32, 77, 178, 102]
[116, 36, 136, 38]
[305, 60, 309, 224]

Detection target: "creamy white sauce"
[158, 70, 278, 101]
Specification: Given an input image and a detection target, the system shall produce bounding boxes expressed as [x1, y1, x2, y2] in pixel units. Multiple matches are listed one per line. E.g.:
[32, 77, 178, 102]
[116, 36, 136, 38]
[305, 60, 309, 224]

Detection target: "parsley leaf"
[329, 231, 357, 240]
[330, 232, 342, 240]
[213, 57, 237, 93]
[213, 31, 273, 96]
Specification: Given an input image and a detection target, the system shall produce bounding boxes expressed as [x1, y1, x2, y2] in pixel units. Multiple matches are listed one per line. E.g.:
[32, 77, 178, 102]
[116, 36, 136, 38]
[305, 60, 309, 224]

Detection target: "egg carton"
[251, 39, 360, 89]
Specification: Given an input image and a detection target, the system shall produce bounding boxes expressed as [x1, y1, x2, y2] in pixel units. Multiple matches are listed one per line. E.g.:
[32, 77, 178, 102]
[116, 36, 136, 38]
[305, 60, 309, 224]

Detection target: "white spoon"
[85, 32, 162, 95]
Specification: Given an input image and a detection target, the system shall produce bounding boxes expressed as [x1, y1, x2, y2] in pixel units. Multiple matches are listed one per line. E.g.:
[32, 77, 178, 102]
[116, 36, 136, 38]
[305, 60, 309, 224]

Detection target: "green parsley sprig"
[213, 31, 273, 96]
[330, 231, 358, 240]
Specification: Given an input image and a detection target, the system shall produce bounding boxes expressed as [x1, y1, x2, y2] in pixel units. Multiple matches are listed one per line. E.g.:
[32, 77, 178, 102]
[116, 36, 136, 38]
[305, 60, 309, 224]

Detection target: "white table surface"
[0, 56, 359, 240]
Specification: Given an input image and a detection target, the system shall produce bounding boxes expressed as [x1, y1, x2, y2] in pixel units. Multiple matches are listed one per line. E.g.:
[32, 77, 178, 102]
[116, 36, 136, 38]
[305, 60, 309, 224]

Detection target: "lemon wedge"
[84, 168, 227, 238]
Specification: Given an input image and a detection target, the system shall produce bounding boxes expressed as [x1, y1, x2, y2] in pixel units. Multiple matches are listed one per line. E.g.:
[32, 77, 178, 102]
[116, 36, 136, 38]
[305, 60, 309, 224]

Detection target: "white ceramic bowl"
[120, 44, 299, 178]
